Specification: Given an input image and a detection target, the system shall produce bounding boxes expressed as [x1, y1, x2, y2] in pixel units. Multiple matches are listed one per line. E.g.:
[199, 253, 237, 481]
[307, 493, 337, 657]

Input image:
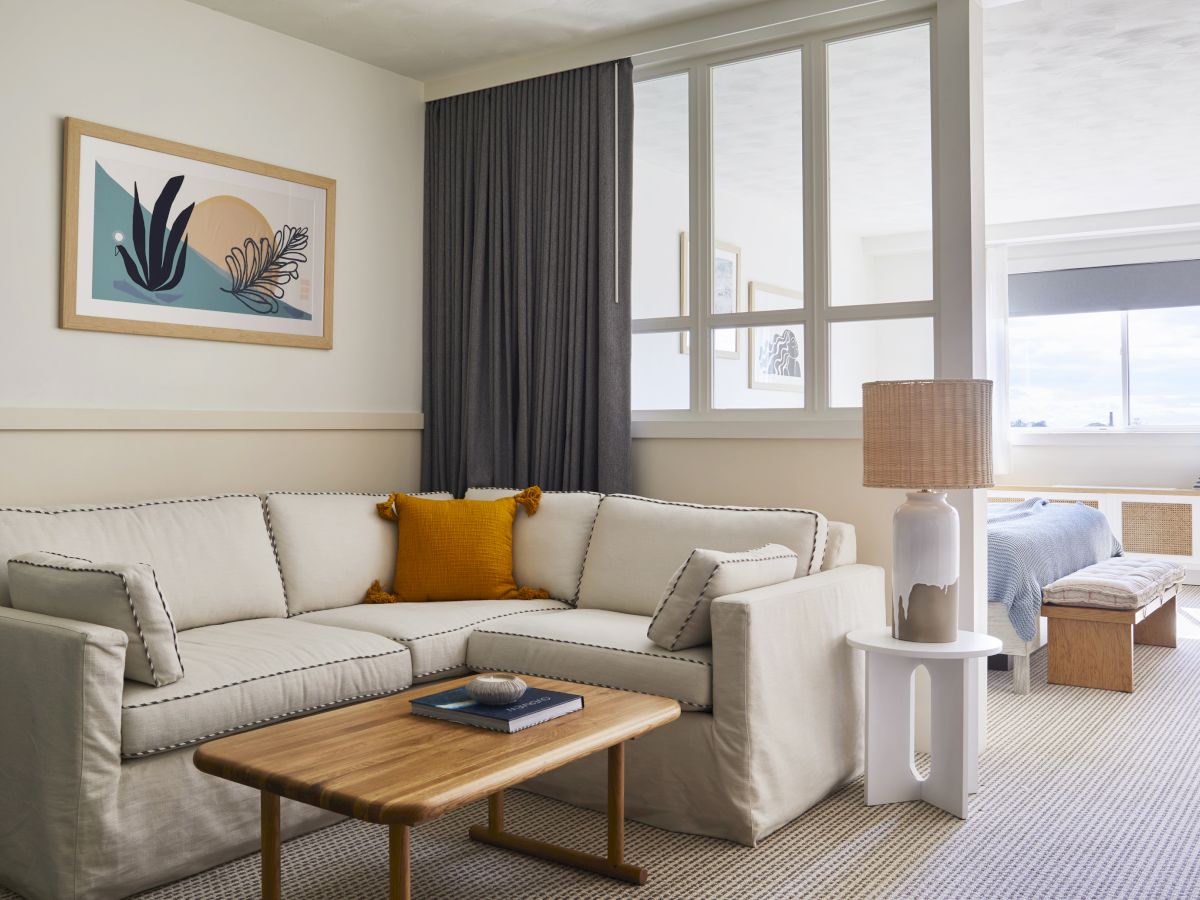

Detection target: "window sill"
[1008, 429, 1200, 447]
[632, 416, 863, 440]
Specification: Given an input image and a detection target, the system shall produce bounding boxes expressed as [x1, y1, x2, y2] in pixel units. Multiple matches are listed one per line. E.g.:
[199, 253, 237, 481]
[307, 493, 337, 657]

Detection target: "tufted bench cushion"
[1042, 556, 1186, 610]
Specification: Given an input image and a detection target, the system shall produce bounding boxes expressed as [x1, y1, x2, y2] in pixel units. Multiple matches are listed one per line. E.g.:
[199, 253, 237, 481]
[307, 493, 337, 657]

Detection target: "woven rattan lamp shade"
[862, 380, 994, 490]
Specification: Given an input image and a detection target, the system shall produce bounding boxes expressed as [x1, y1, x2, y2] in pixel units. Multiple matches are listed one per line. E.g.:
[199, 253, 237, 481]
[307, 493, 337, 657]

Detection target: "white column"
[933, 0, 989, 745]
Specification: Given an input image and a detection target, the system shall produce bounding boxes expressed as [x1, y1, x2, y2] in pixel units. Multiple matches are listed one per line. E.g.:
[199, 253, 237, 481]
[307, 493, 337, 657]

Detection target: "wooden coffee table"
[193, 675, 681, 899]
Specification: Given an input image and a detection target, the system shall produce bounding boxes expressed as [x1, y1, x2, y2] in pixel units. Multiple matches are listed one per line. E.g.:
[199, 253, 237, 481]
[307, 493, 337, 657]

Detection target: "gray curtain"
[421, 60, 633, 496]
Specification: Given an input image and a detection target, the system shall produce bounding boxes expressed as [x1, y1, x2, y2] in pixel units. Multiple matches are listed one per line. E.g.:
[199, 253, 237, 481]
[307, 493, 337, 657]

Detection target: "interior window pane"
[711, 50, 804, 315]
[1129, 306, 1200, 428]
[713, 325, 805, 409]
[1008, 312, 1123, 429]
[828, 26, 932, 307]
[829, 317, 934, 408]
[632, 74, 689, 320]
[632, 331, 690, 410]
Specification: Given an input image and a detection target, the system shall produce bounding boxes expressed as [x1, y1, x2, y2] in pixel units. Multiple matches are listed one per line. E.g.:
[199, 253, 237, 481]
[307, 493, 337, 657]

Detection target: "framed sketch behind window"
[749, 282, 804, 392]
[677, 231, 743, 358]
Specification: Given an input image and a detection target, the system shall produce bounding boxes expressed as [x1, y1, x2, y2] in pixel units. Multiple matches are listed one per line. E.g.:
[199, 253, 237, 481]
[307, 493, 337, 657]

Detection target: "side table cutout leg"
[922, 658, 971, 819]
[864, 653, 922, 807]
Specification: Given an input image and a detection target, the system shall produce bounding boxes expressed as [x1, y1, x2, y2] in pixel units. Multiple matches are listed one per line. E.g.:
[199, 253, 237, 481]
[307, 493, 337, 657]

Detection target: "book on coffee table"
[410, 685, 584, 733]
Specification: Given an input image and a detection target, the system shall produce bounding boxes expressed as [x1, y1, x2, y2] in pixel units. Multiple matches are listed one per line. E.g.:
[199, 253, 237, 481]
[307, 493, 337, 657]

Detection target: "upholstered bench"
[1040, 556, 1186, 692]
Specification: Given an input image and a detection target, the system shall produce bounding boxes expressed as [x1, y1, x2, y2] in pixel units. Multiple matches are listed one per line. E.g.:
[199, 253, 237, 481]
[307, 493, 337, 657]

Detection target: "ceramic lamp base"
[892, 491, 960, 643]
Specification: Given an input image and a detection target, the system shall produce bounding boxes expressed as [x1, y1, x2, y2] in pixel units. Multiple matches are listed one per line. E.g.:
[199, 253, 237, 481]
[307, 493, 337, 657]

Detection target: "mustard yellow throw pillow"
[365, 487, 549, 602]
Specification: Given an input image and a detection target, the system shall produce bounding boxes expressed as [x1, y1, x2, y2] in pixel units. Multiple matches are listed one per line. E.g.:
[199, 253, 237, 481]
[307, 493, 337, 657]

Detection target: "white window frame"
[998, 223, 1200, 445]
[631, 8, 939, 439]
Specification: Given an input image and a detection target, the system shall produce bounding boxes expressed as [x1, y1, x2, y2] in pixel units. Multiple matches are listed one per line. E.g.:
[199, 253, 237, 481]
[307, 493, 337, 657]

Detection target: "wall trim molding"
[0, 408, 424, 432]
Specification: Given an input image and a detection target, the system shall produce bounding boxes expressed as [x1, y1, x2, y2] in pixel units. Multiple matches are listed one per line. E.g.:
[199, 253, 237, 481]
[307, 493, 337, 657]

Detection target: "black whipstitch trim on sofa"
[463, 660, 709, 711]
[122, 688, 407, 758]
[0, 493, 260, 516]
[10, 552, 183, 687]
[122, 645, 407, 708]
[260, 490, 453, 616]
[648, 546, 800, 651]
[473, 626, 712, 667]
[575, 494, 829, 597]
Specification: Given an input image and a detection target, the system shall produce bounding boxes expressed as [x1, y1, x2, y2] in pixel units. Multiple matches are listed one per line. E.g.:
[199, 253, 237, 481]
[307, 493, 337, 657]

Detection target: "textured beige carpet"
[7, 589, 1200, 899]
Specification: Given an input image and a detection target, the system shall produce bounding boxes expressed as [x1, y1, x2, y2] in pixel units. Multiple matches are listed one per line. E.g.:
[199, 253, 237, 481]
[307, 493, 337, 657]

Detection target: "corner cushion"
[300, 598, 569, 681]
[120, 618, 412, 758]
[466, 608, 712, 710]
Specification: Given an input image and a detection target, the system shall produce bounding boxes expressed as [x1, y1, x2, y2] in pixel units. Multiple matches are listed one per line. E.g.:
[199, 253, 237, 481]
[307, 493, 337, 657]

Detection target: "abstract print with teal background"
[90, 162, 312, 320]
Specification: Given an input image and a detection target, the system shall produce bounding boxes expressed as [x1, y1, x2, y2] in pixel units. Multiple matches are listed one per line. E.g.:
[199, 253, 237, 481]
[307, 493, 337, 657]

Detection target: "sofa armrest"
[0, 607, 127, 899]
[708, 564, 885, 843]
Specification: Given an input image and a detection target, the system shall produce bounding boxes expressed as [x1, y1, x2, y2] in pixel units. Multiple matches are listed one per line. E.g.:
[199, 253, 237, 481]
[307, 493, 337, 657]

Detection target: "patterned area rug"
[6, 588, 1200, 899]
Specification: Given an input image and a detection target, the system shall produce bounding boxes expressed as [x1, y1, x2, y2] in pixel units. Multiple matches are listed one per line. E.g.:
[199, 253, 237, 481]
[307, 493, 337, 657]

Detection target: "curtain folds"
[421, 60, 634, 496]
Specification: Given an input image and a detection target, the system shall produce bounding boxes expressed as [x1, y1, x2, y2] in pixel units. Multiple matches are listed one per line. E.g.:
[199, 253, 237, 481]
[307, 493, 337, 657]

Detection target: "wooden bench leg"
[1047, 617, 1133, 692]
[1135, 596, 1177, 648]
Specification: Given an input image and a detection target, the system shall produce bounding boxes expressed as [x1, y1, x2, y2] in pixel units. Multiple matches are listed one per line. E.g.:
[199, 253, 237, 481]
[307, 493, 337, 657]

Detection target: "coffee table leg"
[389, 824, 411, 900]
[467, 742, 647, 885]
[261, 792, 281, 900]
[607, 743, 624, 866]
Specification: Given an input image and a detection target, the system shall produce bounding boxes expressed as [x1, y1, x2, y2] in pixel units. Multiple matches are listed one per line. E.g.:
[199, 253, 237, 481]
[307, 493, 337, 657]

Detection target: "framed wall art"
[748, 281, 805, 393]
[60, 118, 335, 348]
[677, 231, 744, 359]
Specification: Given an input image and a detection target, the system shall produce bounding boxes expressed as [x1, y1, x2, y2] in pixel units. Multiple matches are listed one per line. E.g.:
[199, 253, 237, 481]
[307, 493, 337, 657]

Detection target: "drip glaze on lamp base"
[893, 491, 960, 643]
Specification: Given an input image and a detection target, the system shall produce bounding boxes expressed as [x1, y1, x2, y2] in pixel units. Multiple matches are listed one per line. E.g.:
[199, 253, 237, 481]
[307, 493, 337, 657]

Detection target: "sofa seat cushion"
[300, 599, 569, 681]
[466, 609, 713, 710]
[120, 618, 411, 758]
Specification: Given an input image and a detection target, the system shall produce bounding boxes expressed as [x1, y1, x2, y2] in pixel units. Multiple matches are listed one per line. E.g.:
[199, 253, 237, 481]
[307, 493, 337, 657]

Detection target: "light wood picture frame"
[748, 281, 805, 393]
[677, 231, 744, 359]
[61, 118, 336, 349]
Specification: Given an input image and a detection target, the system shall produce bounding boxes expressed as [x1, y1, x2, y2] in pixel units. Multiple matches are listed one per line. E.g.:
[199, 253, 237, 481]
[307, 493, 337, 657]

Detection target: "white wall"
[0, 0, 426, 501]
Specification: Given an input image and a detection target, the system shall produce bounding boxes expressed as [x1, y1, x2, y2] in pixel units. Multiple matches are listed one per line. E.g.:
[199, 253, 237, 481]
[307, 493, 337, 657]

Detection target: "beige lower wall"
[0, 429, 421, 506]
[631, 437, 907, 577]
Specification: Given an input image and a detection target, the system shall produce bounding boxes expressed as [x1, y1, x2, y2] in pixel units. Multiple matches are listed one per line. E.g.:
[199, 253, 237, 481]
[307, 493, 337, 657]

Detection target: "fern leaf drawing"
[221, 225, 309, 314]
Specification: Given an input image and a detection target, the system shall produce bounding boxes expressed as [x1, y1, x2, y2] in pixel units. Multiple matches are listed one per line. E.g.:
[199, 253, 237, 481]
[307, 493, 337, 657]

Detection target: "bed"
[988, 498, 1122, 693]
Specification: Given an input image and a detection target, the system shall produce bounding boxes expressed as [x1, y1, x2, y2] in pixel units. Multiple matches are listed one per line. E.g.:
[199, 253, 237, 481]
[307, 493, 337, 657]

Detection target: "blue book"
[409, 686, 584, 733]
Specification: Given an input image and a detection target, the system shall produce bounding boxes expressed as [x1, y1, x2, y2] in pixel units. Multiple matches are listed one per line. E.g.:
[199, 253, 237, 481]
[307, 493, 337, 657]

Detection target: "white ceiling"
[638, 0, 1200, 233]
[190, 0, 1200, 231]
[185, 0, 756, 82]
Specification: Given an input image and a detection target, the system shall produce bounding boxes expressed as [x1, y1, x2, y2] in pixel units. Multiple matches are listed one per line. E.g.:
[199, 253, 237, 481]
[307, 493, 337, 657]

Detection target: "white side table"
[847, 628, 1002, 819]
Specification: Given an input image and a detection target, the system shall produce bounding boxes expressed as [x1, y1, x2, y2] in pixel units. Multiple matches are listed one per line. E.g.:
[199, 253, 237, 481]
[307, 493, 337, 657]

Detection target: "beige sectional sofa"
[0, 489, 883, 900]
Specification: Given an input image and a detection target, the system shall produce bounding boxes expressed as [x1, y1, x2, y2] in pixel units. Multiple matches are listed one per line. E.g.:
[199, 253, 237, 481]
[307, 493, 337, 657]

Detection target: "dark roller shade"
[1009, 259, 1200, 317]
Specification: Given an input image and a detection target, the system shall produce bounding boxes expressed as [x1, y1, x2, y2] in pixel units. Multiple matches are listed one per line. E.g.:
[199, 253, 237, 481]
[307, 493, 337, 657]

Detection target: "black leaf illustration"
[221, 226, 309, 314]
[114, 175, 196, 292]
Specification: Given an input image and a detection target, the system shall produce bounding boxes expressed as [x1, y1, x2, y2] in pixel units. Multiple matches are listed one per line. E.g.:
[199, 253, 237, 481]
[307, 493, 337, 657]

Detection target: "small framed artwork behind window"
[678, 231, 743, 358]
[748, 282, 804, 393]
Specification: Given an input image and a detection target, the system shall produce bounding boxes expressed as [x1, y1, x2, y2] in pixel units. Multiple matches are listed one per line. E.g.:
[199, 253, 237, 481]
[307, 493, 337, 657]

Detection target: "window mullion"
[809, 37, 830, 414]
[1121, 310, 1131, 427]
[693, 62, 714, 414]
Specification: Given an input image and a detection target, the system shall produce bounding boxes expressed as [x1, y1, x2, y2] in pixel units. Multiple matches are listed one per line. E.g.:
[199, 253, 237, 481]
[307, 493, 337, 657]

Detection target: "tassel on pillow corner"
[365, 486, 549, 602]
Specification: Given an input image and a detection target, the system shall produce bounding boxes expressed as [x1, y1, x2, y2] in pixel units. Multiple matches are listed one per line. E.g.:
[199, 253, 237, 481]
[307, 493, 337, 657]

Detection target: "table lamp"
[862, 380, 993, 642]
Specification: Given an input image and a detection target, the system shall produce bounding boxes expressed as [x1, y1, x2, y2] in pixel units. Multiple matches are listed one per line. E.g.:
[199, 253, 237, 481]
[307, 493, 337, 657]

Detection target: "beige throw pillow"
[647, 544, 799, 651]
[8, 551, 184, 686]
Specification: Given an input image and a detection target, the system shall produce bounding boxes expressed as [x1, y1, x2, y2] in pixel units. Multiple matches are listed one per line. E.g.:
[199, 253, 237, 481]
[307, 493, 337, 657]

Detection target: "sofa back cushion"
[0, 495, 285, 630]
[264, 491, 453, 615]
[822, 522, 857, 570]
[577, 494, 828, 616]
[464, 488, 602, 602]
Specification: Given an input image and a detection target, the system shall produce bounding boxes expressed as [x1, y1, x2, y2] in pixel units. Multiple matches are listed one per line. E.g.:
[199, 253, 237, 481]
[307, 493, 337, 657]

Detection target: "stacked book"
[411, 686, 583, 733]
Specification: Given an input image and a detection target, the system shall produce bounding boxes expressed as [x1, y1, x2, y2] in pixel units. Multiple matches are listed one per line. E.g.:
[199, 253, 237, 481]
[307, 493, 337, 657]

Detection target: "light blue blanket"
[988, 498, 1122, 641]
